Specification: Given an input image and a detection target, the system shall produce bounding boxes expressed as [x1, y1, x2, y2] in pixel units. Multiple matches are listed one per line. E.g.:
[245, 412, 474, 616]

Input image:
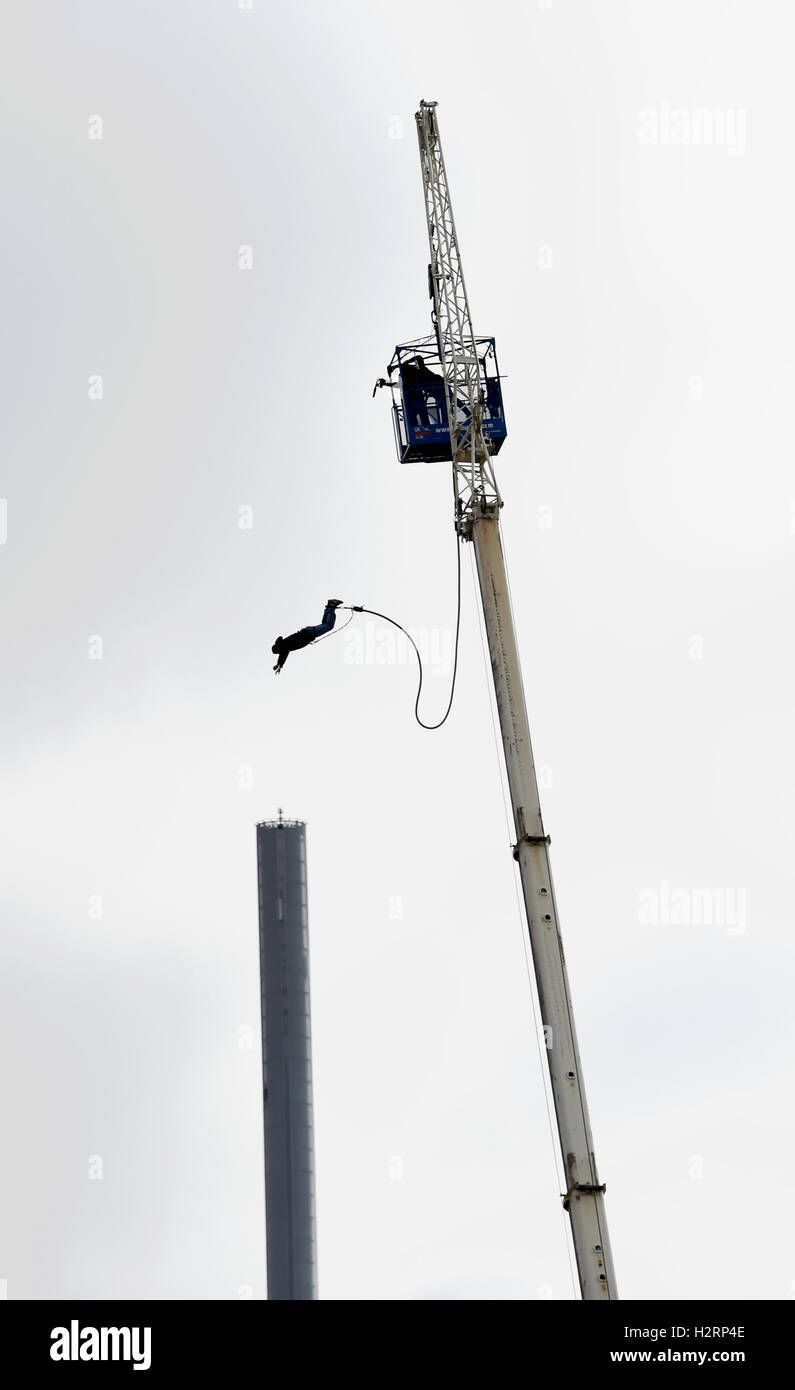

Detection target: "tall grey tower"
[256, 815, 317, 1300]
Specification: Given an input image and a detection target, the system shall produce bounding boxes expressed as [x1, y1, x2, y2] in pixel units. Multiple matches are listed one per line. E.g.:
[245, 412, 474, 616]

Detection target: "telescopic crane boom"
[407, 99, 618, 1300]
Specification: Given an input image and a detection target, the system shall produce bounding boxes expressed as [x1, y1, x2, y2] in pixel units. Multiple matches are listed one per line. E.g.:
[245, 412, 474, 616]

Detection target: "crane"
[379, 100, 618, 1300]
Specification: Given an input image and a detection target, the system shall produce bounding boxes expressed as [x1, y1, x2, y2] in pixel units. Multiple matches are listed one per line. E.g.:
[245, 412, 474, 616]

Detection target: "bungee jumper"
[272, 599, 343, 673]
[270, 544, 462, 726]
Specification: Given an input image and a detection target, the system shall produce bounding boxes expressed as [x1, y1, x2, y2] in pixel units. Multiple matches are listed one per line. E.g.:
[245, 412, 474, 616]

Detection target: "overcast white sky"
[1, 0, 794, 1301]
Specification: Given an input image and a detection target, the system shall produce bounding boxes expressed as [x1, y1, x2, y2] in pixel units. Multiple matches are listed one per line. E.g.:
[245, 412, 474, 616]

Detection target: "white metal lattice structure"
[410, 99, 618, 1300]
[415, 100, 501, 533]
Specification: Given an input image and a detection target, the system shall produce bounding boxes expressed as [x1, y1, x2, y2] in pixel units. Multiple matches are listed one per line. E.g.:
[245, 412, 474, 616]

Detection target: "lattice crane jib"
[415, 100, 502, 535]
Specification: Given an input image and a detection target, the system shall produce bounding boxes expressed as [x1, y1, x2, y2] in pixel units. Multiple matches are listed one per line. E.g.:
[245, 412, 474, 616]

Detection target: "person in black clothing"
[272, 600, 343, 674]
[485, 374, 503, 420]
[399, 355, 475, 431]
[400, 355, 447, 428]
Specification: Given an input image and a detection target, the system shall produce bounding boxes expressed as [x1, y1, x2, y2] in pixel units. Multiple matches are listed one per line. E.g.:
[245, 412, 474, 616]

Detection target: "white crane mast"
[414, 99, 618, 1300]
